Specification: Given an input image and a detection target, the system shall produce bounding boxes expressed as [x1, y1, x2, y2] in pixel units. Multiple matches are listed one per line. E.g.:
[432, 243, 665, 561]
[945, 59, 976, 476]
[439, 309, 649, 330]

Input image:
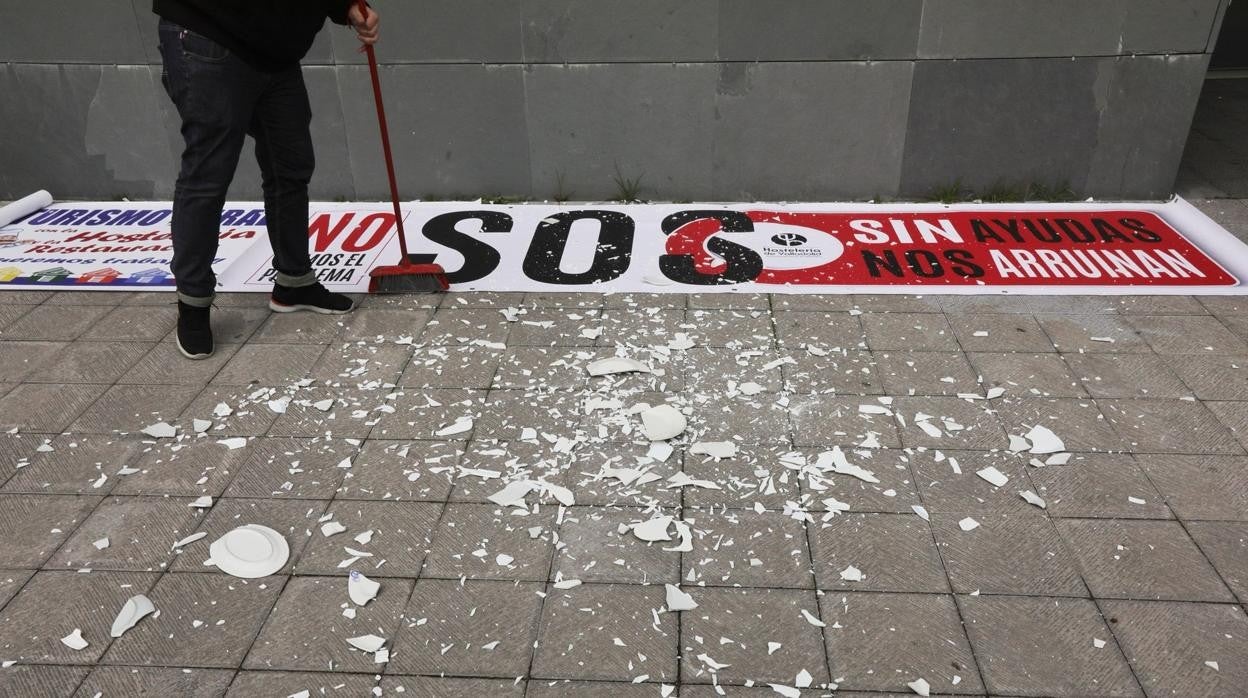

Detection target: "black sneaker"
[176, 301, 214, 360]
[269, 281, 355, 314]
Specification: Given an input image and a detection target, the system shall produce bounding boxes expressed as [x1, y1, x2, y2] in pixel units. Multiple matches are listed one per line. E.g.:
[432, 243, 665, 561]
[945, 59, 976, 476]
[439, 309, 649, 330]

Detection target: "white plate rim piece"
[209, 524, 289, 578]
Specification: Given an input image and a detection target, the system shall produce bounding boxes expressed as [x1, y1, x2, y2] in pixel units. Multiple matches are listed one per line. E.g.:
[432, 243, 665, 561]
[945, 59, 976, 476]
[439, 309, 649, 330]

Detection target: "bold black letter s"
[659, 210, 762, 285]
[421, 211, 512, 284]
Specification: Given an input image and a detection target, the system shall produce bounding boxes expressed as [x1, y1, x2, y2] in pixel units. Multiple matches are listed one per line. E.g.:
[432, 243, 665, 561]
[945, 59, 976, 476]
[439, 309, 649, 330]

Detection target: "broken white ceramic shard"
[1205, 660, 1219, 671]
[647, 442, 674, 462]
[587, 357, 651, 377]
[1020, 490, 1048, 509]
[1045, 452, 1071, 466]
[312, 398, 334, 412]
[665, 584, 698, 611]
[348, 570, 380, 606]
[821, 447, 880, 484]
[958, 517, 980, 532]
[665, 472, 721, 490]
[800, 609, 826, 627]
[141, 422, 177, 439]
[267, 397, 290, 414]
[60, 629, 88, 650]
[320, 521, 347, 537]
[631, 516, 674, 542]
[93, 537, 109, 550]
[542, 481, 576, 506]
[823, 497, 850, 516]
[487, 480, 535, 508]
[689, 441, 738, 460]
[768, 642, 783, 655]
[1007, 434, 1030, 453]
[189, 495, 213, 508]
[192, 419, 212, 434]
[218, 437, 246, 450]
[858, 404, 892, 415]
[213, 402, 233, 418]
[737, 382, 764, 396]
[345, 634, 386, 653]
[986, 387, 1006, 399]
[1093, 638, 1107, 649]
[109, 594, 155, 638]
[976, 466, 1009, 488]
[353, 530, 373, 545]
[171, 532, 207, 550]
[839, 565, 865, 582]
[907, 677, 932, 696]
[917, 420, 943, 438]
[795, 669, 813, 688]
[434, 417, 473, 437]
[1090, 336, 1115, 343]
[768, 685, 800, 698]
[641, 405, 686, 441]
[668, 333, 695, 351]
[207, 524, 289, 579]
[911, 505, 930, 521]
[1025, 425, 1065, 454]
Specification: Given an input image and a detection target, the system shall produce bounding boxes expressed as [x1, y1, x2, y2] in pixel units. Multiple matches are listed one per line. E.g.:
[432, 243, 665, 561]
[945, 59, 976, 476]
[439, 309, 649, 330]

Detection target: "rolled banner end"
[0, 190, 54, 228]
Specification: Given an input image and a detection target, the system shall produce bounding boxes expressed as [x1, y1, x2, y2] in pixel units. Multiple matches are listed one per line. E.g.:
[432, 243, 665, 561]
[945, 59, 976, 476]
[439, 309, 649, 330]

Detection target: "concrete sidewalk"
[0, 231, 1245, 697]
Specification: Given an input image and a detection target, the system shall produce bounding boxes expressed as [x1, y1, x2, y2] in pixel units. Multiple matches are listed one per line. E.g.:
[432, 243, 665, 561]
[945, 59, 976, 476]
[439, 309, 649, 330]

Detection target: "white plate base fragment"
[208, 524, 290, 579]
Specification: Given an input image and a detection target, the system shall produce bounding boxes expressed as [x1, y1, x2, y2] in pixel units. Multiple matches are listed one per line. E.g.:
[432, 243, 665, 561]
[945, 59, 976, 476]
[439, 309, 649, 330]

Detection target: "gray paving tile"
[451, 439, 568, 504]
[0, 305, 110, 340]
[958, 595, 1140, 698]
[508, 309, 603, 347]
[168, 498, 327, 575]
[48, 496, 202, 572]
[602, 292, 686, 310]
[774, 311, 865, 350]
[309, 342, 412, 385]
[910, 450, 1037, 515]
[1135, 454, 1248, 521]
[687, 293, 769, 311]
[178, 387, 280, 437]
[440, 292, 526, 309]
[371, 388, 486, 440]
[265, 385, 384, 439]
[561, 442, 681, 508]
[0, 340, 65, 382]
[0, 433, 39, 486]
[597, 308, 687, 347]
[422, 503, 555, 581]
[789, 396, 901, 448]
[388, 579, 542, 677]
[117, 342, 241, 385]
[210, 343, 327, 386]
[684, 309, 775, 348]
[941, 295, 1118, 316]
[684, 347, 786, 393]
[948, 314, 1055, 352]
[554, 506, 681, 585]
[533, 584, 676, 682]
[0, 383, 108, 433]
[1064, 353, 1192, 399]
[102, 573, 282, 668]
[934, 511, 1086, 597]
[67, 385, 202, 435]
[1034, 313, 1151, 353]
[80, 305, 176, 342]
[686, 391, 792, 446]
[781, 350, 882, 395]
[526, 681, 656, 697]
[680, 587, 827, 686]
[0, 570, 158, 663]
[418, 308, 511, 345]
[379, 676, 525, 696]
[995, 397, 1124, 453]
[1101, 600, 1248, 698]
[874, 350, 980, 397]
[194, 307, 268, 345]
[822, 592, 981, 694]
[801, 449, 921, 515]
[244, 575, 413, 672]
[1168, 353, 1248, 400]
[968, 352, 1087, 398]
[1127, 315, 1248, 354]
[1205, 400, 1248, 451]
[809, 513, 947, 593]
[1186, 521, 1248, 604]
[491, 346, 592, 392]
[893, 396, 1009, 450]
[223, 437, 357, 500]
[333, 439, 460, 502]
[0, 493, 100, 567]
[112, 436, 252, 497]
[1028, 454, 1171, 520]
[682, 509, 813, 589]
[862, 312, 959, 351]
[525, 292, 606, 309]
[0, 665, 89, 695]
[1057, 518, 1235, 603]
[341, 308, 433, 342]
[399, 344, 504, 390]
[475, 390, 577, 442]
[42, 292, 135, 307]
[1100, 398, 1244, 454]
[294, 500, 441, 577]
[21, 345, 129, 388]
[250, 311, 347, 344]
[2, 435, 143, 495]
[75, 666, 233, 698]
[853, 294, 945, 313]
[226, 671, 377, 697]
[1114, 296, 1209, 315]
[0, 305, 33, 332]
[682, 443, 801, 509]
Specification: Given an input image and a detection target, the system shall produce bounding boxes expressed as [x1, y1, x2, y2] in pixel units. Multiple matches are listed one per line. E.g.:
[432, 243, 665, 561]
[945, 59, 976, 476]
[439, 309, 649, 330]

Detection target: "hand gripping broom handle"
[355, 0, 410, 261]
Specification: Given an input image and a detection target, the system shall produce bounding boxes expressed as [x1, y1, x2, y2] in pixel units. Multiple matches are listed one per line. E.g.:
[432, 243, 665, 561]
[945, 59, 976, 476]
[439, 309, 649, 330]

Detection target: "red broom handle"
[355, 0, 409, 259]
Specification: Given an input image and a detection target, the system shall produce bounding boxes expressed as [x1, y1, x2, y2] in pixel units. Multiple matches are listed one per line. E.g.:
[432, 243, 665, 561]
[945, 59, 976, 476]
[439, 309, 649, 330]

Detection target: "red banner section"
[666, 210, 1237, 287]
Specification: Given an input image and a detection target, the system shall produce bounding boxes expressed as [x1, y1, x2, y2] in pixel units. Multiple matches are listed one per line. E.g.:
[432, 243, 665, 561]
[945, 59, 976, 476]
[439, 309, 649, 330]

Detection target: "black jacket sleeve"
[329, 0, 355, 26]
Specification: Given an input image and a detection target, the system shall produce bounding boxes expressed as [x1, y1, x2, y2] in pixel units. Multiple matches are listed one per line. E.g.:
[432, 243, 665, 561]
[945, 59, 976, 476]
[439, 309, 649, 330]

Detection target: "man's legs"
[251, 68, 354, 314]
[159, 20, 261, 356]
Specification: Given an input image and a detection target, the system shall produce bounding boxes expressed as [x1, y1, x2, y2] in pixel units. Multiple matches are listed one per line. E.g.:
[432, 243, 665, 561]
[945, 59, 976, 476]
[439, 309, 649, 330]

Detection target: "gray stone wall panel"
[329, 1, 524, 64]
[918, 0, 1126, 59]
[0, 0, 147, 64]
[719, 0, 923, 61]
[712, 61, 915, 201]
[1121, 0, 1224, 55]
[521, 0, 718, 63]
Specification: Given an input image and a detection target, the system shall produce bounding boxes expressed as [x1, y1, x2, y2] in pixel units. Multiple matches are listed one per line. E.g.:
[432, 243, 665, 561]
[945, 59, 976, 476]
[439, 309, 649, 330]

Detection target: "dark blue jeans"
[159, 19, 318, 304]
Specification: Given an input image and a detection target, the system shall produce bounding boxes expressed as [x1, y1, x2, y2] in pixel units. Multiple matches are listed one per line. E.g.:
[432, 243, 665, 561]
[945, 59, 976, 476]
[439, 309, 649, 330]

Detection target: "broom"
[356, 0, 449, 293]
